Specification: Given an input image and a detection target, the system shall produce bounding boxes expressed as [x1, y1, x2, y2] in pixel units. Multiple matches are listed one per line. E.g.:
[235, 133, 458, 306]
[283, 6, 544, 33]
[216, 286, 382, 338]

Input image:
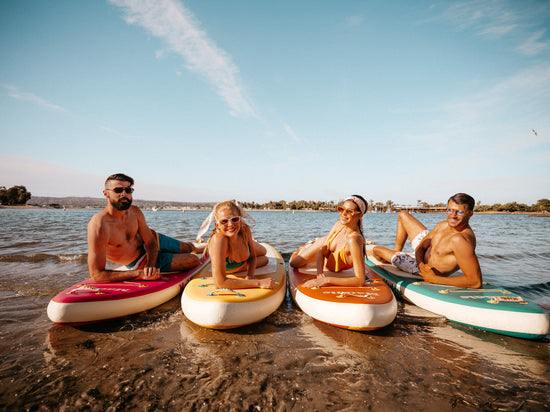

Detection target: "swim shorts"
[411, 229, 428, 250]
[391, 230, 429, 274]
[125, 231, 181, 272]
[391, 252, 419, 274]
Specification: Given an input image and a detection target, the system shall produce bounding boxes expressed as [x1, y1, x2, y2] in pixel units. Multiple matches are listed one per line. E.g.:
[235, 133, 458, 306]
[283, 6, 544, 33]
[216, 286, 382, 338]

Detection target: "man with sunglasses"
[87, 173, 202, 282]
[373, 193, 482, 288]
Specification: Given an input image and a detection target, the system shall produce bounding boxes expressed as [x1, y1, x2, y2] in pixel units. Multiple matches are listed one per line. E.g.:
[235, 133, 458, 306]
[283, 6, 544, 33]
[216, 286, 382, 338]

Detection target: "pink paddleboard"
[47, 256, 209, 325]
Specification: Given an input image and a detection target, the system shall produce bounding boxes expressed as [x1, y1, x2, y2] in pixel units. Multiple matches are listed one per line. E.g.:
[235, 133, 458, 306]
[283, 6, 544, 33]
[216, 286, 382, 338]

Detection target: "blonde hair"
[206, 200, 253, 257]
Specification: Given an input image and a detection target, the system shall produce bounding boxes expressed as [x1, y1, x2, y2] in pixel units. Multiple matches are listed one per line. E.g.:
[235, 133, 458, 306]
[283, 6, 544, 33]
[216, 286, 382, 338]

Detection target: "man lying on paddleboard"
[87, 173, 204, 282]
[372, 193, 482, 289]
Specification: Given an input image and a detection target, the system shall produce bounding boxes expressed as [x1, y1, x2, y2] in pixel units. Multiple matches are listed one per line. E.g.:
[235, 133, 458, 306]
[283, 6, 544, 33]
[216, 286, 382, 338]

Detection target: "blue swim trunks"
[125, 230, 181, 272]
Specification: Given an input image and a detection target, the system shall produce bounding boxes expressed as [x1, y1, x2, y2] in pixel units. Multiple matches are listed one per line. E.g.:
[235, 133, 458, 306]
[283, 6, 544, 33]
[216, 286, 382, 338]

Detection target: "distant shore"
[2, 204, 549, 217]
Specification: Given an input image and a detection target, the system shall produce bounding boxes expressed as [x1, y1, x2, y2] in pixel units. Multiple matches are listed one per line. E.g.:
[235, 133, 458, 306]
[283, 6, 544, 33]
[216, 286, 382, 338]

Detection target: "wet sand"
[1, 249, 550, 411]
[1, 289, 549, 412]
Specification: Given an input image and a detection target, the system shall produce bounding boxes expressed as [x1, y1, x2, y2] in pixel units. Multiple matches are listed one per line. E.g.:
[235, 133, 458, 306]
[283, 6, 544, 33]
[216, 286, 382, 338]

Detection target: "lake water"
[1, 209, 549, 410]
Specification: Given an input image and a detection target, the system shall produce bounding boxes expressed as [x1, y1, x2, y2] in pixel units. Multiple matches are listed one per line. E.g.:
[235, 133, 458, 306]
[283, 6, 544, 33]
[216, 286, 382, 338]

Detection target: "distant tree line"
[0, 185, 31, 205]
[3, 185, 550, 213]
[241, 198, 550, 213]
[240, 200, 337, 211]
[474, 199, 550, 213]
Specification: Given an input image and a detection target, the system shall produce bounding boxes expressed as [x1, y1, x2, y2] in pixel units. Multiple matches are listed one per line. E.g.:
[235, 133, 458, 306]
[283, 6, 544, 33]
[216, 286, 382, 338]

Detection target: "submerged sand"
[1, 291, 549, 411]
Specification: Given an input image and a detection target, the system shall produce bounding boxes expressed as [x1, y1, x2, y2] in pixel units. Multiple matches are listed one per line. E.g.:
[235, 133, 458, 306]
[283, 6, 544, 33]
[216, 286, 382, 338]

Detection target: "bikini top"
[324, 227, 353, 272]
[225, 243, 251, 272]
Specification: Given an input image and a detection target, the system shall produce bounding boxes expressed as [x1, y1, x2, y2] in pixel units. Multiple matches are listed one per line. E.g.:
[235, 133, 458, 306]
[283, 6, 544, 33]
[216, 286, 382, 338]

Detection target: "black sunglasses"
[106, 187, 134, 194]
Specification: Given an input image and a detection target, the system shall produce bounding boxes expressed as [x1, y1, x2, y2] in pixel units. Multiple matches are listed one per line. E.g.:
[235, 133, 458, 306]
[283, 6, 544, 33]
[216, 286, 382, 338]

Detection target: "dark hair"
[448, 193, 475, 211]
[347, 194, 368, 253]
[105, 173, 134, 187]
[350, 194, 368, 213]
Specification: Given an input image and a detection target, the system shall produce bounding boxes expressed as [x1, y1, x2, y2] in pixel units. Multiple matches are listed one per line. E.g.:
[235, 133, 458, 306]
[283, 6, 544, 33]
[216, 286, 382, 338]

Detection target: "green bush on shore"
[0, 185, 31, 205]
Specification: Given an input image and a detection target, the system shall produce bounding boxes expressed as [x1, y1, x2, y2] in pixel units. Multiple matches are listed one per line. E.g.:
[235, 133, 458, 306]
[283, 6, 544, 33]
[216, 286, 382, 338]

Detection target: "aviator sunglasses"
[446, 208, 467, 216]
[106, 187, 134, 194]
[337, 206, 360, 216]
[217, 216, 241, 225]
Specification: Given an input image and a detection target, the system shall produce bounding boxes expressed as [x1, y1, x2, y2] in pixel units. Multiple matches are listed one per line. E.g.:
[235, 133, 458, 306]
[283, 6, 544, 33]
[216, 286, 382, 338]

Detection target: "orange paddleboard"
[289, 243, 397, 331]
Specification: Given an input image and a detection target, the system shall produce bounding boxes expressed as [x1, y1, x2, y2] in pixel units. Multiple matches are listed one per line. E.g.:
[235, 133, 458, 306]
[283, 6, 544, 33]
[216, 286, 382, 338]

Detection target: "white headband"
[344, 196, 367, 214]
[196, 201, 256, 241]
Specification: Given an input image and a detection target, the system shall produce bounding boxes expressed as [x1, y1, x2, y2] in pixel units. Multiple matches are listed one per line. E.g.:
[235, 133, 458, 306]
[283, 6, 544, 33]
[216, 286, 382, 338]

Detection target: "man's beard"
[111, 197, 132, 211]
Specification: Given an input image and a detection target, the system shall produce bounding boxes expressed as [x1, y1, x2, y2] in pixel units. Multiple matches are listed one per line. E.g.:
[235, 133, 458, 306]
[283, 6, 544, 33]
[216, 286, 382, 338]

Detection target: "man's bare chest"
[428, 233, 455, 258]
[106, 222, 140, 248]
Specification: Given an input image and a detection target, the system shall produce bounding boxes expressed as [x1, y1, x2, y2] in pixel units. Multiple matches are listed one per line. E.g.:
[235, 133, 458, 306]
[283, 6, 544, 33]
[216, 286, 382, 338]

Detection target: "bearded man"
[87, 173, 202, 282]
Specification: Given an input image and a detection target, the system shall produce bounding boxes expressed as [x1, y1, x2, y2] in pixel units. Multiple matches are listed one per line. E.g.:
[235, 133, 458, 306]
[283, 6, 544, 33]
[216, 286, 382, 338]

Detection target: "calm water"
[1, 209, 549, 410]
[1, 209, 549, 307]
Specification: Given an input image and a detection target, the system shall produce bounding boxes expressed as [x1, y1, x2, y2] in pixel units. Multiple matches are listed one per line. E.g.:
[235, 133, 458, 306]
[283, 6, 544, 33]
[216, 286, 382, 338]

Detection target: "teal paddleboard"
[365, 245, 550, 339]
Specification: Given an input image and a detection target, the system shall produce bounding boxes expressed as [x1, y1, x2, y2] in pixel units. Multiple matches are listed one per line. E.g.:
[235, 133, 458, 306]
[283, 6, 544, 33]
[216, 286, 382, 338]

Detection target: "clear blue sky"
[1, 0, 549, 206]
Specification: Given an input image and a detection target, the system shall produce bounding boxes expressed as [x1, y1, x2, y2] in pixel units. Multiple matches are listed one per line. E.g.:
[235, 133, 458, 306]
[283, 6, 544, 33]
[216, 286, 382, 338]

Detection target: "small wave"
[0, 253, 87, 264]
[0, 241, 43, 250]
[506, 281, 550, 296]
[478, 251, 550, 262]
[504, 281, 550, 310]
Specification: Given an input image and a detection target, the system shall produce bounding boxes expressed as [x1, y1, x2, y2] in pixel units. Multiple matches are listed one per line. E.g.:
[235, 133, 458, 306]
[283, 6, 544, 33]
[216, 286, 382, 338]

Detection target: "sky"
[1, 0, 549, 206]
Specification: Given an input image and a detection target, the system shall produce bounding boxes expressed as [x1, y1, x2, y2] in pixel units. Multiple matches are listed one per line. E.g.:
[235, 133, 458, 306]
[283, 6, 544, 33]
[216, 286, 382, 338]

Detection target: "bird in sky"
[532, 129, 538, 136]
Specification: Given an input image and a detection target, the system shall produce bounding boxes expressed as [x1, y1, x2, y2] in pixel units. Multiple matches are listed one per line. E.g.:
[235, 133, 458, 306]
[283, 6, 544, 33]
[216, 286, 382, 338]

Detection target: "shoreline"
[2, 204, 549, 216]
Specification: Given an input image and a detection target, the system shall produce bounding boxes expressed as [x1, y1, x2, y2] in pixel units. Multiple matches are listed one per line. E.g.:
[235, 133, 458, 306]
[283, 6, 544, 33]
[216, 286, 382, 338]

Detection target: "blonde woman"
[199, 200, 275, 290]
[290, 195, 367, 287]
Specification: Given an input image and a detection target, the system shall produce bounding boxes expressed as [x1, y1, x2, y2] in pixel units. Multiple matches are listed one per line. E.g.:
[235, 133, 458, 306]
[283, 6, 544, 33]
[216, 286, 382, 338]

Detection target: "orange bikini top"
[323, 228, 353, 272]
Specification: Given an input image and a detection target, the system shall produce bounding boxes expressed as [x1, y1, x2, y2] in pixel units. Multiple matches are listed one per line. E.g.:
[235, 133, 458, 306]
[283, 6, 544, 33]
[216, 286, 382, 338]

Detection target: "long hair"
[344, 194, 367, 255]
[207, 200, 252, 257]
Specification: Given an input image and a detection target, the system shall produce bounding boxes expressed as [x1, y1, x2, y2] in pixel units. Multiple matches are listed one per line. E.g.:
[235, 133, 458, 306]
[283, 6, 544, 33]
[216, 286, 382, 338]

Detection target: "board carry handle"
[207, 288, 245, 298]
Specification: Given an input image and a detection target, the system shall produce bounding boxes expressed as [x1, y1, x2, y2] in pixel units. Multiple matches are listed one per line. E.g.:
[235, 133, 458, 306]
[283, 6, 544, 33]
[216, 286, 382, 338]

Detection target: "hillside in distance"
[27, 196, 214, 210]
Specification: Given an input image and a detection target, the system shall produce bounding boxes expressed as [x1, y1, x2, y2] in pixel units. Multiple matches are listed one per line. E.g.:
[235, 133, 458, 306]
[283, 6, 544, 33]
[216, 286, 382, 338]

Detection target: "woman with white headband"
[290, 194, 368, 287]
[198, 200, 275, 290]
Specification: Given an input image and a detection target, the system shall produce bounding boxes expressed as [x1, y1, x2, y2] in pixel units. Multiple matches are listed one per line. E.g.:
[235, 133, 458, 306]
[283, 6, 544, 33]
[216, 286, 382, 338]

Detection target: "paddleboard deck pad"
[289, 242, 397, 331]
[181, 243, 286, 329]
[365, 244, 550, 339]
[47, 255, 209, 326]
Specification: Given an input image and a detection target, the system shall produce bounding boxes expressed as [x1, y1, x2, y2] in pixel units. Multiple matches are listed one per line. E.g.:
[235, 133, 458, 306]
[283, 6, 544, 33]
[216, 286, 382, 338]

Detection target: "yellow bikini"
[324, 228, 353, 272]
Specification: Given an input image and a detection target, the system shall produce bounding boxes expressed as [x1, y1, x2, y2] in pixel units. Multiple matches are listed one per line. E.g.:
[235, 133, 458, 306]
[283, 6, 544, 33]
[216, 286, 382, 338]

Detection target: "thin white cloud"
[399, 63, 550, 158]
[516, 29, 550, 56]
[2, 85, 68, 113]
[437, 1, 521, 38]
[109, 0, 255, 118]
[2, 84, 137, 139]
[430, 0, 550, 54]
[154, 49, 166, 60]
[345, 15, 364, 28]
[443, 63, 550, 122]
[283, 122, 301, 143]
[99, 125, 128, 138]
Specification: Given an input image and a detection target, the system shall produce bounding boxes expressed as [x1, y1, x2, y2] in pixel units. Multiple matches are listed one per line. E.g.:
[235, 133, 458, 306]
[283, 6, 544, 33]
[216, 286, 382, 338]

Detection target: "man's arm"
[87, 217, 152, 282]
[135, 208, 159, 277]
[419, 235, 482, 289]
